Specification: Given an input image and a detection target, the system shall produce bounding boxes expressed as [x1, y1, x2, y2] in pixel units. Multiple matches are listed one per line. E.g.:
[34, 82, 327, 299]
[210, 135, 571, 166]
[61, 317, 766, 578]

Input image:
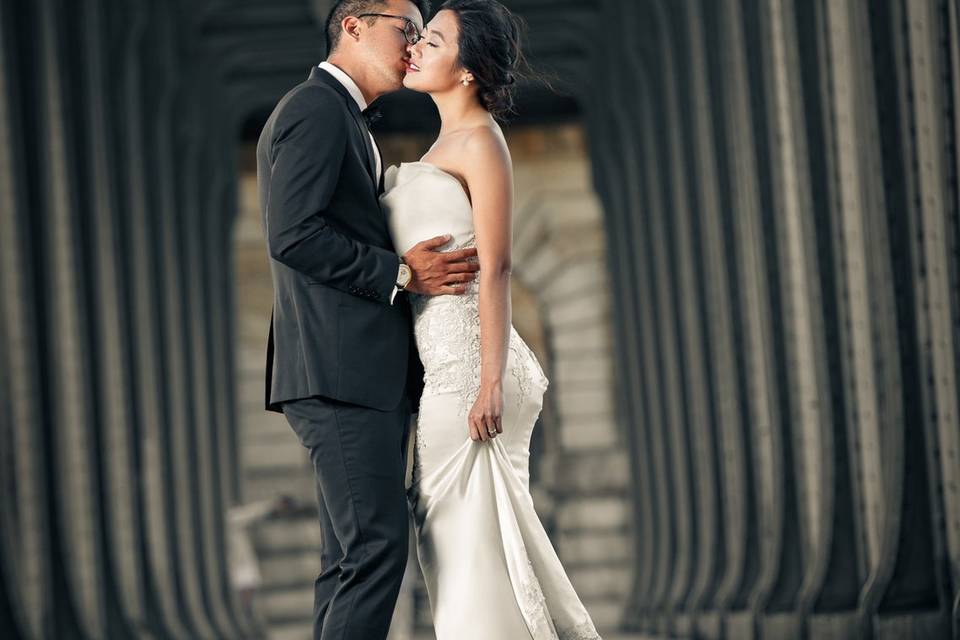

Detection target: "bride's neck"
[430, 89, 490, 136]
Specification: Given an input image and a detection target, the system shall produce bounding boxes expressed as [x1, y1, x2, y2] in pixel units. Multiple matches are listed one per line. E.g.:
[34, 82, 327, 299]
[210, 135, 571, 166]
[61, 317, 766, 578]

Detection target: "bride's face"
[403, 10, 472, 93]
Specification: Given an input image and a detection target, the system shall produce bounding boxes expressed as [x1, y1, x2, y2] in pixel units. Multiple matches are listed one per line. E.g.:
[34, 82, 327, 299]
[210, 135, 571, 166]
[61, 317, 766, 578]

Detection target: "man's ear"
[340, 16, 363, 42]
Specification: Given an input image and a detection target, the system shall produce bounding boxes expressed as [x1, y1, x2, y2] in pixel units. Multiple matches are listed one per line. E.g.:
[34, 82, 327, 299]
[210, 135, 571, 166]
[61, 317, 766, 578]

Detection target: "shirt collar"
[318, 61, 368, 112]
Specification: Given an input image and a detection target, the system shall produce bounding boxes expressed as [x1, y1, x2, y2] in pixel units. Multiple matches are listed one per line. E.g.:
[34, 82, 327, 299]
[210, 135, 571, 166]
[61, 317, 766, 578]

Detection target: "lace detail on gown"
[517, 557, 557, 638]
[410, 239, 548, 418]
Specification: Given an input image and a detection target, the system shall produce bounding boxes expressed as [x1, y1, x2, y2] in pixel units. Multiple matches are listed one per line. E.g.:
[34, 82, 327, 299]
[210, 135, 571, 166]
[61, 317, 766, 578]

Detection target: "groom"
[257, 1, 479, 637]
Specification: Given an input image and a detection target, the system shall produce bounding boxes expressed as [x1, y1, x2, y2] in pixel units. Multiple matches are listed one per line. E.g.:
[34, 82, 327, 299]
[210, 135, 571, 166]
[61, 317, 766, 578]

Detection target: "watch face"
[399, 264, 412, 287]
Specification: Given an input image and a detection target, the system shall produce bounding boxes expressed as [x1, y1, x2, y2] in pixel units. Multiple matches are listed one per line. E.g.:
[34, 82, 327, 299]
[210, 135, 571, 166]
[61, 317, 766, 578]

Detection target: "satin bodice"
[381, 162, 476, 259]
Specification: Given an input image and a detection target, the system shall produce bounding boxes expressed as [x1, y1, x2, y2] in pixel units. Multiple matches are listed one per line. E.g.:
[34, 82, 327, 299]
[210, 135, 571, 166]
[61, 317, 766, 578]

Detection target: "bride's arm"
[462, 128, 514, 442]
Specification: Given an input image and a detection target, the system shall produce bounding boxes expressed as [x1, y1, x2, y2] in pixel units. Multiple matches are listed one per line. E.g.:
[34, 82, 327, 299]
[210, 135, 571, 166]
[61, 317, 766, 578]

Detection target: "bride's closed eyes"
[424, 27, 446, 48]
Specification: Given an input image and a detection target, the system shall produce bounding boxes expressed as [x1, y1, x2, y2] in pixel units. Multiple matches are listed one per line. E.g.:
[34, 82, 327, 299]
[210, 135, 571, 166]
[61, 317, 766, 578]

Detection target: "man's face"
[358, 0, 425, 92]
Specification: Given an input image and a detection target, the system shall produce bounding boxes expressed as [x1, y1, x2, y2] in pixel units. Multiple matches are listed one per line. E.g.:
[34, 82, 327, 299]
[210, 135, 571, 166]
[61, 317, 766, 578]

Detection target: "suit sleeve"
[264, 93, 399, 302]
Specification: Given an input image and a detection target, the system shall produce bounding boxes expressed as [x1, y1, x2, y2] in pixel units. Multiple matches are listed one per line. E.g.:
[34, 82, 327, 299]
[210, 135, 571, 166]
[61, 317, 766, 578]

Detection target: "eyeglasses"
[357, 13, 423, 45]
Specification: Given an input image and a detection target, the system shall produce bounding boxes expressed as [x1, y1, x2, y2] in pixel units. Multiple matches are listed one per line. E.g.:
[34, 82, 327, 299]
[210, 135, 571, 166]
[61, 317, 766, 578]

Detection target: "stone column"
[37, 0, 110, 634]
[0, 0, 54, 635]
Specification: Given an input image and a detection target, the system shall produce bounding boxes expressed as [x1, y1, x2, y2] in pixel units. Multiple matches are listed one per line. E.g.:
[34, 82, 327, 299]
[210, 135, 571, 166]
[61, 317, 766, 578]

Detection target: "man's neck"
[325, 53, 379, 105]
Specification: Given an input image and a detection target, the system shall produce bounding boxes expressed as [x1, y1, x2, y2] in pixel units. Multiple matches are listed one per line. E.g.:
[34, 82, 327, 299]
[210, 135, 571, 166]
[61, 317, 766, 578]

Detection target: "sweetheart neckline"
[397, 161, 471, 203]
[401, 161, 459, 181]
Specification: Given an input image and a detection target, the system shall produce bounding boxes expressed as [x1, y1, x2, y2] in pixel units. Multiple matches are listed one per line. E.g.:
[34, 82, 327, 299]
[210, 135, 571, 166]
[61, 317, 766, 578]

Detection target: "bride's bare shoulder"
[462, 124, 508, 155]
[461, 125, 512, 179]
[422, 124, 511, 187]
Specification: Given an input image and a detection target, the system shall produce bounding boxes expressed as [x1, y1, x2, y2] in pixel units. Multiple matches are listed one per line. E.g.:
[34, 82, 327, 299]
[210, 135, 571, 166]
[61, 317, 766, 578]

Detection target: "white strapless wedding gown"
[382, 162, 601, 640]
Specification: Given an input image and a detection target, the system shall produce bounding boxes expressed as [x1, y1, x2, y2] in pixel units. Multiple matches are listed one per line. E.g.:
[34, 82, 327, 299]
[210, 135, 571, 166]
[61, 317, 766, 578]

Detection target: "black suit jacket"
[258, 67, 424, 413]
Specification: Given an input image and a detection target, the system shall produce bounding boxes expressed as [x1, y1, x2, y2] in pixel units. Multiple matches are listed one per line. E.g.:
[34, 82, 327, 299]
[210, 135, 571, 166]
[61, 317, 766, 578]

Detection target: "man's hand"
[402, 234, 479, 296]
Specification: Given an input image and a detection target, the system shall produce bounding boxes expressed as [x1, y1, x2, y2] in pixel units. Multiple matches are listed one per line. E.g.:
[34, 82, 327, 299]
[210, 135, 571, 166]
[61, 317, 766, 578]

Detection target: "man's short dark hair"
[325, 0, 432, 54]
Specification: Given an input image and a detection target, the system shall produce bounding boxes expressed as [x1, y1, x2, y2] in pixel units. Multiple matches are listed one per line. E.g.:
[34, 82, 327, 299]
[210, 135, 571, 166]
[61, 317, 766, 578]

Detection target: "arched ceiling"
[195, 0, 598, 138]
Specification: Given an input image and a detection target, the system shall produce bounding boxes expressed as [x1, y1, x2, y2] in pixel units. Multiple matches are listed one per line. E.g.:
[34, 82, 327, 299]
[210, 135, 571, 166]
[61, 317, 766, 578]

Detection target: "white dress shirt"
[318, 62, 400, 304]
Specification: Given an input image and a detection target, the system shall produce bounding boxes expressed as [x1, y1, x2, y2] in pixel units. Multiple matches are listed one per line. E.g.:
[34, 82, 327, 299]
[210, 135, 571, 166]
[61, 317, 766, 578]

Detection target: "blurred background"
[1, 0, 959, 639]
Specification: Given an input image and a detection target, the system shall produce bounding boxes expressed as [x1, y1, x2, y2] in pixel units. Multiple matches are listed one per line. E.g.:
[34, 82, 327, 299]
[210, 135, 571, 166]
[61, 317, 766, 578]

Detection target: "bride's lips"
[406, 62, 421, 73]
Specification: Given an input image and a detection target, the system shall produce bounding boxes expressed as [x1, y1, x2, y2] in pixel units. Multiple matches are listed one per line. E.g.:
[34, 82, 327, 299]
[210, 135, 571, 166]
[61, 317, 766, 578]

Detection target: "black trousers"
[282, 395, 412, 640]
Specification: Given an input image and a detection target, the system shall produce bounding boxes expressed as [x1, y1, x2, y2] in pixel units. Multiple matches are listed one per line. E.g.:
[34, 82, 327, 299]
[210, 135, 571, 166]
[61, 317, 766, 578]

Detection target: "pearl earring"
[462, 78, 470, 86]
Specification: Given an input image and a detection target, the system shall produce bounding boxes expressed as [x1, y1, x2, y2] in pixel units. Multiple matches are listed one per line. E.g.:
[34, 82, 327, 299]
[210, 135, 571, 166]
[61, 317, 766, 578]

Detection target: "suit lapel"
[350, 109, 380, 187]
[376, 143, 385, 195]
[309, 67, 379, 190]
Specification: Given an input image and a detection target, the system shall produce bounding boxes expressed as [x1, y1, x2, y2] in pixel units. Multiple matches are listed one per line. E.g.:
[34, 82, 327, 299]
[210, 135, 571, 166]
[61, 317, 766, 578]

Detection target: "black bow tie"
[361, 106, 382, 127]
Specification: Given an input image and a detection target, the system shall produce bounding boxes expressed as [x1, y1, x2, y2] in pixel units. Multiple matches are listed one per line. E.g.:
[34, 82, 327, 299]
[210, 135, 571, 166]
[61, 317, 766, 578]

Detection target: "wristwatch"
[397, 258, 412, 290]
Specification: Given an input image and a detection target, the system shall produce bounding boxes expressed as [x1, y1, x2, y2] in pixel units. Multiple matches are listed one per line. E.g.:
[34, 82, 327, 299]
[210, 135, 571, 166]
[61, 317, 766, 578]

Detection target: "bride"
[381, 1, 601, 638]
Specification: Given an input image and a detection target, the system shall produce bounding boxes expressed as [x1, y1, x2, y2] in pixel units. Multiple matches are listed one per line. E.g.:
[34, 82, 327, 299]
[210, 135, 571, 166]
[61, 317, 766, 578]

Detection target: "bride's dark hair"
[439, 0, 530, 120]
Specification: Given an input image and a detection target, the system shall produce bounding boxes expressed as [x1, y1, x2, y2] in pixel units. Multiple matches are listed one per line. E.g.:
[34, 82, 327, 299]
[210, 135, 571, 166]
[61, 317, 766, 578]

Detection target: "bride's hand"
[468, 382, 504, 442]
